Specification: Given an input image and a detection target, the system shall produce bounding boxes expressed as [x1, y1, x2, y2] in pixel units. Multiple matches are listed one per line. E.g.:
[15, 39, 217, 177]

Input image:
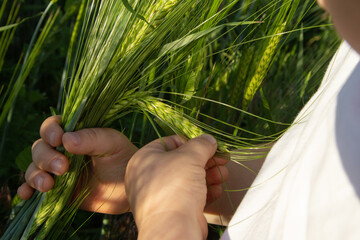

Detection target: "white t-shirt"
[222, 42, 360, 240]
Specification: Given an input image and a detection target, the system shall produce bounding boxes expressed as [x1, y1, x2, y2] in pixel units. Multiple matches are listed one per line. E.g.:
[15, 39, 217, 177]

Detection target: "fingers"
[17, 183, 34, 200]
[205, 165, 229, 204]
[62, 128, 137, 158]
[206, 165, 228, 185]
[176, 134, 218, 167]
[32, 139, 69, 176]
[206, 184, 223, 204]
[141, 134, 218, 167]
[205, 155, 230, 170]
[18, 115, 63, 200]
[39, 115, 63, 147]
[24, 162, 55, 193]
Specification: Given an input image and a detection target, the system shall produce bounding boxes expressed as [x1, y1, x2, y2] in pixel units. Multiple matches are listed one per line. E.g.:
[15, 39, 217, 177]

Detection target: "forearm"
[133, 193, 208, 239]
[137, 211, 206, 240]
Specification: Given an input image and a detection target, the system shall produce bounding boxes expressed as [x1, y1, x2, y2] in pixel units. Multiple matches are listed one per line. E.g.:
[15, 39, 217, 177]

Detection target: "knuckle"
[83, 128, 98, 142]
[193, 137, 214, 151]
[187, 139, 211, 157]
[192, 151, 205, 161]
[170, 151, 188, 162]
[40, 116, 63, 142]
[39, 116, 54, 136]
[24, 163, 35, 183]
[32, 139, 43, 151]
[188, 140, 205, 151]
[31, 142, 45, 167]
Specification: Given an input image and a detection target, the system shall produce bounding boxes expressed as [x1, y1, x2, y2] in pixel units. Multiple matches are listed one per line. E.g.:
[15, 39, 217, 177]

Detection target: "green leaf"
[15, 146, 32, 171]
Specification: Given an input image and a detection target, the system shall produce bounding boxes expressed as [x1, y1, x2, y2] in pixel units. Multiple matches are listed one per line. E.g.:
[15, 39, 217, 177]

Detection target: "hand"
[17, 116, 227, 217]
[125, 135, 229, 240]
[17, 116, 138, 214]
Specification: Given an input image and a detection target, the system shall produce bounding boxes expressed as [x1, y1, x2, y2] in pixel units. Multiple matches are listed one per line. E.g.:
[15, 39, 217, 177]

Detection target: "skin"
[204, 146, 270, 225]
[18, 116, 229, 216]
[317, 0, 360, 53]
[125, 135, 219, 239]
[19, 116, 137, 214]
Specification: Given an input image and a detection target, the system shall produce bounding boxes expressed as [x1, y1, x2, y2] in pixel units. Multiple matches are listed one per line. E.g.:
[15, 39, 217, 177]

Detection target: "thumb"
[176, 134, 218, 167]
[62, 128, 137, 158]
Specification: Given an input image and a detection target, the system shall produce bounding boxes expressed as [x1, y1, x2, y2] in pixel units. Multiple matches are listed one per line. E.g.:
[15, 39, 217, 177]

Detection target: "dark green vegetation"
[0, 0, 340, 239]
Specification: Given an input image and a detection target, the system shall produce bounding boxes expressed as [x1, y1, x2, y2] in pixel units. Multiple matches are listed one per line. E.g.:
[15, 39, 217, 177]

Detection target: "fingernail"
[201, 134, 217, 145]
[52, 158, 64, 175]
[35, 176, 44, 190]
[66, 132, 80, 145]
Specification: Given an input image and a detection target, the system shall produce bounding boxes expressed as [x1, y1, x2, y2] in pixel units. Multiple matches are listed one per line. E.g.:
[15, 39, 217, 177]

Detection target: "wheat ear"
[242, 23, 285, 109]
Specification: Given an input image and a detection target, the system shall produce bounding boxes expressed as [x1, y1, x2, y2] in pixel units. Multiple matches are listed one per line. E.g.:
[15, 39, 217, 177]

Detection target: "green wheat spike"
[242, 23, 286, 110]
[230, 47, 254, 108]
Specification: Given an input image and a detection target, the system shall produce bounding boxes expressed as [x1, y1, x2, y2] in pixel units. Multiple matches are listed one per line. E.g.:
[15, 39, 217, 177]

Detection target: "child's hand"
[125, 135, 229, 239]
[17, 116, 138, 214]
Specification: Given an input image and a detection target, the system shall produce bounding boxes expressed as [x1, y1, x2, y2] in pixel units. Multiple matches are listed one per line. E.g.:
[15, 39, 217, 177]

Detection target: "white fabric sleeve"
[221, 42, 360, 240]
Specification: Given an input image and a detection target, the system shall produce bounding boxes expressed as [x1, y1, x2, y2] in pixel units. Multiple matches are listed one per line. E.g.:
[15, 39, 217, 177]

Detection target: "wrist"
[137, 210, 207, 240]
